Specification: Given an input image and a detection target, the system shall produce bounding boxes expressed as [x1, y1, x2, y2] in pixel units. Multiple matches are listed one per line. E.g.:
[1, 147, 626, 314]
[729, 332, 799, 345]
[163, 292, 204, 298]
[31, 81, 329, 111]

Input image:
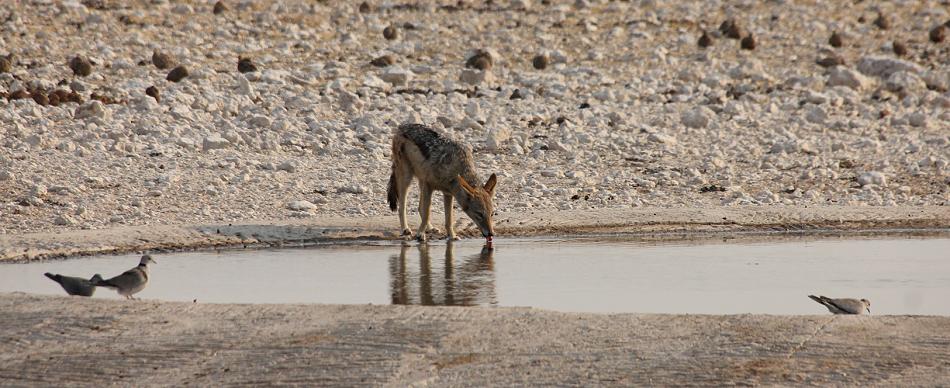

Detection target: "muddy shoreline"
[2, 205, 948, 261]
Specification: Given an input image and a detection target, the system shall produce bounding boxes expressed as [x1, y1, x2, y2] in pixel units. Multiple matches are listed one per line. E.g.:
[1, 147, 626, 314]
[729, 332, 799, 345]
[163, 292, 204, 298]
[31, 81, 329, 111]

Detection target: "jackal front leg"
[416, 185, 434, 242]
[443, 192, 459, 240]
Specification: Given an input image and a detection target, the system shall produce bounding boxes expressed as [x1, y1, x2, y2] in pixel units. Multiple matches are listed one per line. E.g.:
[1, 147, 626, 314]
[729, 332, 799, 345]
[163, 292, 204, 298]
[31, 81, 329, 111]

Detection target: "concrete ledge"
[1, 293, 948, 386]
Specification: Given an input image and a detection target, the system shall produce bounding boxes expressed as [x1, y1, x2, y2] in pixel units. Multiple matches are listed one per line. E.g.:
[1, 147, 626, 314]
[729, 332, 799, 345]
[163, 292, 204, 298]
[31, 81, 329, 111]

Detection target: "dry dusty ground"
[1, 293, 949, 386]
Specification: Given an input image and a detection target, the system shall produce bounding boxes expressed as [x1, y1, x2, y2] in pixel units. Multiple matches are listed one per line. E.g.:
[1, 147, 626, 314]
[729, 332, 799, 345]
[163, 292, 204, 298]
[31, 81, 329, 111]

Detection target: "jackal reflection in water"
[389, 243, 496, 306]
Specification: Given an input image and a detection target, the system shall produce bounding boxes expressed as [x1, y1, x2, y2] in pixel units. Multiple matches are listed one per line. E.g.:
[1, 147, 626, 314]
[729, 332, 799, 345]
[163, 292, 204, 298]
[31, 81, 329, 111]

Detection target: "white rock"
[486, 127, 511, 151]
[287, 200, 318, 211]
[804, 105, 827, 124]
[381, 67, 413, 86]
[885, 71, 926, 93]
[681, 107, 714, 129]
[235, 76, 254, 95]
[459, 69, 492, 85]
[857, 55, 924, 78]
[827, 67, 870, 90]
[54, 214, 76, 226]
[171, 4, 194, 14]
[202, 134, 231, 151]
[857, 171, 887, 187]
[31, 184, 48, 198]
[906, 112, 928, 128]
[337, 184, 368, 194]
[547, 140, 572, 153]
[277, 161, 297, 173]
[648, 132, 678, 145]
[804, 91, 829, 105]
[248, 115, 271, 128]
[73, 101, 109, 120]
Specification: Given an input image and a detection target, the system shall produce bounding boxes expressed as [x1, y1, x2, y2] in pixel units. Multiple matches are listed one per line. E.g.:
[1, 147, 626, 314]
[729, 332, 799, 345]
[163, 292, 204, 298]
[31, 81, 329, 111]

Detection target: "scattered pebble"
[237, 57, 258, 73]
[69, 55, 92, 76]
[829, 31, 843, 47]
[465, 50, 494, 70]
[32, 92, 49, 106]
[0, 56, 11, 73]
[873, 12, 890, 30]
[698, 31, 713, 48]
[213, 1, 227, 14]
[73, 100, 108, 119]
[740, 34, 756, 50]
[857, 171, 887, 187]
[166, 65, 189, 82]
[383, 25, 398, 40]
[287, 200, 318, 212]
[532, 53, 549, 70]
[720, 19, 744, 39]
[816, 55, 845, 68]
[152, 50, 174, 69]
[370, 55, 395, 67]
[145, 86, 160, 102]
[892, 41, 907, 57]
[930, 25, 947, 43]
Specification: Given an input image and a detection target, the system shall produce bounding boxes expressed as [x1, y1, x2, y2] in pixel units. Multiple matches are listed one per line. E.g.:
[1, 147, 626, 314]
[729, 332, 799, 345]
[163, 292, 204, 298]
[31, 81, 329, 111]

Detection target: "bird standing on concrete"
[44, 273, 103, 297]
[95, 255, 157, 300]
[808, 295, 871, 315]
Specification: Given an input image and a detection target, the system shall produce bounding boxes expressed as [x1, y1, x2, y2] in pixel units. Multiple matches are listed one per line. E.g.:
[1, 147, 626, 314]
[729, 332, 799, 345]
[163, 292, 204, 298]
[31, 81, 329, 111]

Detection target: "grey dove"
[44, 273, 104, 297]
[808, 295, 871, 315]
[95, 255, 157, 300]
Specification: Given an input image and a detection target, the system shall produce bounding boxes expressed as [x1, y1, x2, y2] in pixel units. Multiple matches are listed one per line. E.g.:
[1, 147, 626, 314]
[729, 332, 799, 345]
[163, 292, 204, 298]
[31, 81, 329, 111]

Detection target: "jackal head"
[456, 174, 497, 238]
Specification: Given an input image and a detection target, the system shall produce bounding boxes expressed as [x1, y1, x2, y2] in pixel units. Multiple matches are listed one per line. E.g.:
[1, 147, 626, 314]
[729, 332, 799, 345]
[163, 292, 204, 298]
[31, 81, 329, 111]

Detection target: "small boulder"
[166, 65, 189, 82]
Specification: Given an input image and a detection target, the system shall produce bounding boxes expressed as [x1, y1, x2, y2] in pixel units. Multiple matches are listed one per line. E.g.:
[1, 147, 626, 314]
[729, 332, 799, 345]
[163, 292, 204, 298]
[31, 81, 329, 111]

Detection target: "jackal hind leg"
[443, 192, 458, 240]
[395, 165, 414, 238]
[416, 184, 434, 242]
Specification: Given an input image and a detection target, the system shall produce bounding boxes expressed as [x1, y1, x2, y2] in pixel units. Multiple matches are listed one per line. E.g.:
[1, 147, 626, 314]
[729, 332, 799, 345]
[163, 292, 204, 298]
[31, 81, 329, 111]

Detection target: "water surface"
[2, 235, 948, 315]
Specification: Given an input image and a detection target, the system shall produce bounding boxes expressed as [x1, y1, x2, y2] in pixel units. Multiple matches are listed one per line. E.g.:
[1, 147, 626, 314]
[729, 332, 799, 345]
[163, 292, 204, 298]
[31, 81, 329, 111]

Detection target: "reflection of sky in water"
[1, 237, 948, 315]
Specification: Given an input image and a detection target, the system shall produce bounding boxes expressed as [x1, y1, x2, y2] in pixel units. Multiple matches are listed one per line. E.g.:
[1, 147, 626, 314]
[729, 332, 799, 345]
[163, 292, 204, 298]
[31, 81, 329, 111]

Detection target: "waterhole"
[3, 234, 948, 315]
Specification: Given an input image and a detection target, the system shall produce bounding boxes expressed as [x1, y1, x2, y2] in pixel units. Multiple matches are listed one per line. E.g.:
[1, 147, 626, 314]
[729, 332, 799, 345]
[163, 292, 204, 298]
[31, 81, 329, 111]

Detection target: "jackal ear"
[484, 173, 497, 194]
[457, 175, 476, 195]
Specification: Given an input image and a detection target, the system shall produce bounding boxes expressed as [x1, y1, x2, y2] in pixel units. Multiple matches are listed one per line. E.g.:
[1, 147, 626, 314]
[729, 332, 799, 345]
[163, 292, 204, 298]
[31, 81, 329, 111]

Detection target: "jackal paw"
[446, 234, 460, 241]
[400, 229, 413, 240]
[415, 233, 428, 243]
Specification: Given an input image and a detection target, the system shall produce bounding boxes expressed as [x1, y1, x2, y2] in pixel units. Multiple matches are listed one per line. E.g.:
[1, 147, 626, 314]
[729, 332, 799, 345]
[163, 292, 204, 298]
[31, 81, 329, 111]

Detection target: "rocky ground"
[0, 0, 948, 236]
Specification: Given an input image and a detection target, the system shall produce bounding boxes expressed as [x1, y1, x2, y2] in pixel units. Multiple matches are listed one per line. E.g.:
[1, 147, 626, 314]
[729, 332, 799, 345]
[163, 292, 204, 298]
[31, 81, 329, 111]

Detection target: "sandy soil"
[2, 293, 949, 386]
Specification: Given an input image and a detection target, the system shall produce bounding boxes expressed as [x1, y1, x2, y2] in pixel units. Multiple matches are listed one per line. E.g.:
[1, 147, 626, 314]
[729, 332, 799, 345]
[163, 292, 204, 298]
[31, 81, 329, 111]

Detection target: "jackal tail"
[387, 166, 397, 211]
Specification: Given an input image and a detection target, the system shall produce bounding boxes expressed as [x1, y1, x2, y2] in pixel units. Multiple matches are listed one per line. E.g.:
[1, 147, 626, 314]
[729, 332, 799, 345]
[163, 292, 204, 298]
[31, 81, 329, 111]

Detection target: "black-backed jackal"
[387, 124, 497, 242]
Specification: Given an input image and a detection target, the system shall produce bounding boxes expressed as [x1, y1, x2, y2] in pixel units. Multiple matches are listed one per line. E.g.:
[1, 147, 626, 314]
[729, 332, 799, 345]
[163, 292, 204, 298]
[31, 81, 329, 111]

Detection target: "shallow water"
[3, 236, 949, 315]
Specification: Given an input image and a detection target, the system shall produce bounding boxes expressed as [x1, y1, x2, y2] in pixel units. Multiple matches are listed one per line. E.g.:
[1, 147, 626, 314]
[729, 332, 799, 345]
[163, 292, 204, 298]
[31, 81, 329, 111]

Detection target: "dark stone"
[370, 55, 395, 67]
[69, 55, 92, 76]
[237, 57, 258, 73]
[532, 54, 549, 69]
[146, 86, 160, 102]
[151, 50, 174, 70]
[166, 65, 189, 82]
[698, 31, 713, 48]
[383, 25, 398, 40]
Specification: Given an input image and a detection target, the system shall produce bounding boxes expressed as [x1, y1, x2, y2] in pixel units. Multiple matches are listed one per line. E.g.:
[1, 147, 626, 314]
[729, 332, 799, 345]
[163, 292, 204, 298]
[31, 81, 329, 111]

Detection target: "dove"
[44, 273, 103, 297]
[808, 295, 871, 315]
[96, 255, 157, 300]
